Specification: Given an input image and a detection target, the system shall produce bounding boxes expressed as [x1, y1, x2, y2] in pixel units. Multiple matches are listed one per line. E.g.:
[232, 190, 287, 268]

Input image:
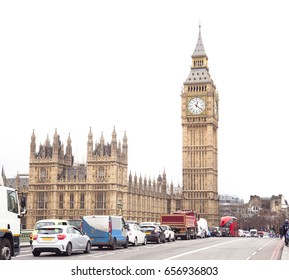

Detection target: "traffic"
[26, 213, 280, 259]
[0, 175, 282, 260]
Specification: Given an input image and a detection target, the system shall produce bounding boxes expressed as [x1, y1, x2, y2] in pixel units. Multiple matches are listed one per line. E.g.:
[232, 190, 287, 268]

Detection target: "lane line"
[246, 238, 276, 260]
[162, 239, 243, 260]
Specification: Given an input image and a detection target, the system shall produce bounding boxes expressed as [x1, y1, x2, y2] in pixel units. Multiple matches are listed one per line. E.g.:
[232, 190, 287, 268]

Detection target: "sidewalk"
[281, 244, 289, 260]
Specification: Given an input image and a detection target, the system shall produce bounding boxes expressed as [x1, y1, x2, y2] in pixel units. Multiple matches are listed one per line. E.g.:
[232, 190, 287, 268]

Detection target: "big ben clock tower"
[181, 26, 219, 226]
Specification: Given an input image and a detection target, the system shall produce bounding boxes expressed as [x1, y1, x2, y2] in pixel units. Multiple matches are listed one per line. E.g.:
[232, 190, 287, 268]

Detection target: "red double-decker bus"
[219, 216, 238, 237]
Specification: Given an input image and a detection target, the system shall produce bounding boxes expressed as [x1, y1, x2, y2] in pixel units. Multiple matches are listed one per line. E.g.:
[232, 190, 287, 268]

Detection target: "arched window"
[70, 193, 74, 209]
[99, 167, 105, 181]
[40, 168, 46, 181]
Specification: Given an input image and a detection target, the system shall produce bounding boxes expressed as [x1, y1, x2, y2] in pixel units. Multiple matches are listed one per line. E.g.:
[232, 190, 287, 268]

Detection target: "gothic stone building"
[26, 128, 181, 229]
[7, 26, 219, 229]
[181, 26, 219, 226]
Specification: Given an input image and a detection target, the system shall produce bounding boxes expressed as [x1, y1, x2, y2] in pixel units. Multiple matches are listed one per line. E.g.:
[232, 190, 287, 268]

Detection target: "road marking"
[246, 239, 275, 260]
[91, 252, 115, 258]
[162, 239, 243, 260]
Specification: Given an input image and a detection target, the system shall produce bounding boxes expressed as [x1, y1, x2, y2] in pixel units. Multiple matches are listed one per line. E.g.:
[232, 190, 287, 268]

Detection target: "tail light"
[57, 234, 66, 240]
[33, 234, 38, 240]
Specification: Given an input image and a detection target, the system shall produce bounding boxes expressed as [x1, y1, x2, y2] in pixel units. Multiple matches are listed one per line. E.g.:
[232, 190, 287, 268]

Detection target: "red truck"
[160, 210, 198, 240]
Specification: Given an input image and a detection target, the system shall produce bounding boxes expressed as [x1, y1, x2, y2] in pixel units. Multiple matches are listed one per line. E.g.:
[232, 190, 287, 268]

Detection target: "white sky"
[1, 0, 289, 203]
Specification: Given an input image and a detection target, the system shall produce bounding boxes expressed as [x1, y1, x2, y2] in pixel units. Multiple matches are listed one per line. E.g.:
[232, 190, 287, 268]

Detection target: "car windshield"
[160, 226, 167, 230]
[36, 222, 55, 230]
[68, 220, 82, 229]
[38, 228, 63, 234]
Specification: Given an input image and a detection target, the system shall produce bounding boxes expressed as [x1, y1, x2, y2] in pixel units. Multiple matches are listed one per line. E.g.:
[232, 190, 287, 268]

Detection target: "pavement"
[281, 243, 289, 260]
[20, 240, 289, 260]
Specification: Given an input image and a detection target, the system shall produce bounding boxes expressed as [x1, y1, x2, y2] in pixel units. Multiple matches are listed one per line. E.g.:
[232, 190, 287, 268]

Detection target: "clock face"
[188, 97, 206, 114]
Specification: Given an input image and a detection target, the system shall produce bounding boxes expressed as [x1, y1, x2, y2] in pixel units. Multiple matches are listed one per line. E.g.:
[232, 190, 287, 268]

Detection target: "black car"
[221, 227, 230, 237]
[210, 227, 221, 237]
[140, 225, 166, 244]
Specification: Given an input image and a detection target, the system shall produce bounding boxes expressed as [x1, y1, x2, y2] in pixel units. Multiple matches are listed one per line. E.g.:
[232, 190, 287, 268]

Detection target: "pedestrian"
[281, 218, 289, 246]
[280, 224, 284, 238]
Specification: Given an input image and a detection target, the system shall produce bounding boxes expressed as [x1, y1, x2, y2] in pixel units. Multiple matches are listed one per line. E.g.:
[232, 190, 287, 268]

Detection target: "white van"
[82, 215, 129, 250]
[197, 218, 208, 238]
[250, 229, 258, 237]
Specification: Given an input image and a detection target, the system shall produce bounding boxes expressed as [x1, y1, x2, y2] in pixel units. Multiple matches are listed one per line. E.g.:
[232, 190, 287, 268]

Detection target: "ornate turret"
[122, 131, 128, 160]
[65, 133, 73, 165]
[100, 132, 104, 157]
[30, 130, 36, 160]
[52, 129, 59, 159]
[87, 127, 93, 160]
[111, 126, 117, 158]
[184, 25, 215, 88]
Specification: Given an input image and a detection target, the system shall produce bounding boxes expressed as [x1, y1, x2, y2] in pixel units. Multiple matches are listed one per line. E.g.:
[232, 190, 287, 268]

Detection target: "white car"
[32, 225, 91, 256]
[159, 225, 176, 242]
[127, 223, 147, 246]
[243, 230, 251, 237]
[238, 229, 246, 237]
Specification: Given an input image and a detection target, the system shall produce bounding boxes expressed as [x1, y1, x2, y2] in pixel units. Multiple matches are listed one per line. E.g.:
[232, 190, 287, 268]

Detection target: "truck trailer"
[160, 210, 198, 240]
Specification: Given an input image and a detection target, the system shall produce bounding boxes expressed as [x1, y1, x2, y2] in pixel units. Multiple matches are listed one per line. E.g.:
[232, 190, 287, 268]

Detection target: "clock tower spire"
[181, 26, 219, 227]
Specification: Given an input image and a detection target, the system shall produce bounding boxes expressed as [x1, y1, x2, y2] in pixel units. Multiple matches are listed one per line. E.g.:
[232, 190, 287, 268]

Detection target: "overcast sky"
[1, 0, 289, 203]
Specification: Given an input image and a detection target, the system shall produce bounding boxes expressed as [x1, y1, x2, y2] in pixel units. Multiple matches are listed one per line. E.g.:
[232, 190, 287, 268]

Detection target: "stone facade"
[5, 26, 222, 229]
[181, 26, 219, 227]
[24, 128, 181, 229]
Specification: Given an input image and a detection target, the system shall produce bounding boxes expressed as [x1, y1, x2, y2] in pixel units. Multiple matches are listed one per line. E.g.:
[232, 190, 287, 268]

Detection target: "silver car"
[32, 225, 91, 256]
[127, 223, 147, 246]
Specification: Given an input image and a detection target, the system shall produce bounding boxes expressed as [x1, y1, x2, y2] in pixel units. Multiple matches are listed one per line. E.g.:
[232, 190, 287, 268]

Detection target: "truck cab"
[0, 178, 26, 260]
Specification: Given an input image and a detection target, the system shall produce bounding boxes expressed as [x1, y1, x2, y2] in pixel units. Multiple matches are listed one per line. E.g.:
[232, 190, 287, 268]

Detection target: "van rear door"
[82, 216, 110, 245]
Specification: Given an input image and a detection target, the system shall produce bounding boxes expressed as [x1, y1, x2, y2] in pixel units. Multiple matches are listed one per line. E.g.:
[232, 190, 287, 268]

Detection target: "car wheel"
[142, 237, 147, 246]
[133, 237, 138, 246]
[156, 236, 160, 244]
[168, 235, 172, 242]
[32, 250, 41, 257]
[65, 242, 72, 256]
[110, 239, 116, 250]
[84, 241, 91, 253]
[163, 236, 166, 243]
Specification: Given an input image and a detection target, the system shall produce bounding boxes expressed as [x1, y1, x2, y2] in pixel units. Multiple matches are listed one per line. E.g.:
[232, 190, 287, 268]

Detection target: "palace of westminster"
[4, 27, 288, 231]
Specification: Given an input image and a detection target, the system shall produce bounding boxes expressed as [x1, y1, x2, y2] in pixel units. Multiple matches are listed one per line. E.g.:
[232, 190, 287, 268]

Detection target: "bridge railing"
[20, 230, 32, 243]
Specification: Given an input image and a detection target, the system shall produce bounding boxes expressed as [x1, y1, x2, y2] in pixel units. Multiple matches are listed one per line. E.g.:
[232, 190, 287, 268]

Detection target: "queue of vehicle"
[21, 212, 275, 258]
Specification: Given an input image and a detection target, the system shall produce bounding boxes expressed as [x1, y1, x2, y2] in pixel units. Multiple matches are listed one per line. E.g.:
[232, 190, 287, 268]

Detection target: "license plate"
[145, 232, 151, 235]
[41, 237, 53, 241]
